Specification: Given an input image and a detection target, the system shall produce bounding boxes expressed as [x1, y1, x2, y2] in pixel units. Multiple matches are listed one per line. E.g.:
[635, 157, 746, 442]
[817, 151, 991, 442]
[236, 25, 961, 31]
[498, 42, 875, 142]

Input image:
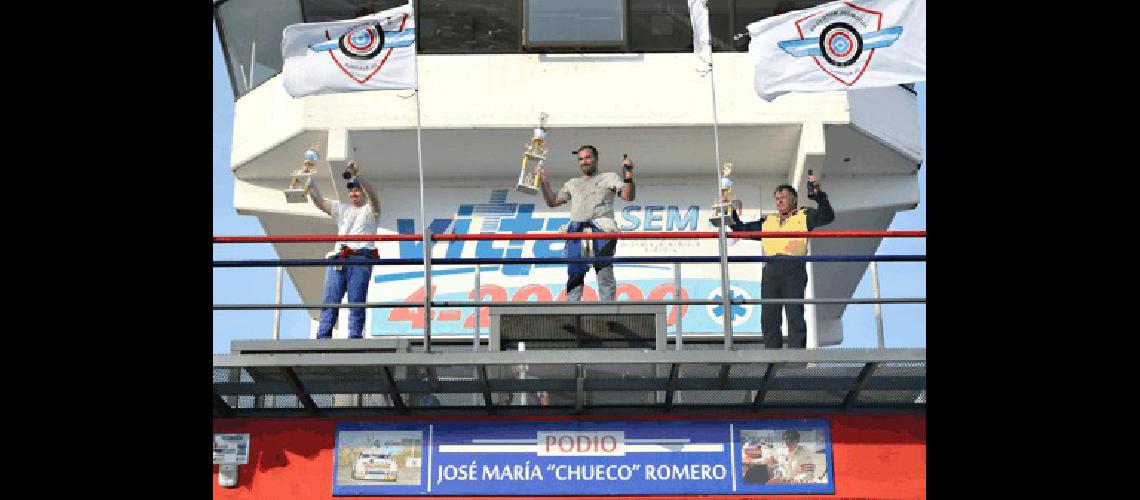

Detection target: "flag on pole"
[281, 3, 416, 98]
[747, 0, 925, 101]
[687, 0, 712, 65]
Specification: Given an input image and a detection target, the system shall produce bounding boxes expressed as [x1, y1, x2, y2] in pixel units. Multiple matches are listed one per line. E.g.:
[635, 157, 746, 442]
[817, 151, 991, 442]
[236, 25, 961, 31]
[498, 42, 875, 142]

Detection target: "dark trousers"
[760, 260, 808, 349]
[566, 239, 617, 301]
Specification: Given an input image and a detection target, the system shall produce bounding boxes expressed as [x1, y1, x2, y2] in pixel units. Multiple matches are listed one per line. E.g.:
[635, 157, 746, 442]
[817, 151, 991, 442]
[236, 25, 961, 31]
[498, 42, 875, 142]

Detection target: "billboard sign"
[332, 419, 833, 496]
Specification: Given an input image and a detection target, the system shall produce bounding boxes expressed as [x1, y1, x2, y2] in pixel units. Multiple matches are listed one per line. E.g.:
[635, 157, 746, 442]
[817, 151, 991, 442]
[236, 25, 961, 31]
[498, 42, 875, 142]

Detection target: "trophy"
[709, 162, 738, 227]
[515, 112, 549, 195]
[284, 149, 319, 203]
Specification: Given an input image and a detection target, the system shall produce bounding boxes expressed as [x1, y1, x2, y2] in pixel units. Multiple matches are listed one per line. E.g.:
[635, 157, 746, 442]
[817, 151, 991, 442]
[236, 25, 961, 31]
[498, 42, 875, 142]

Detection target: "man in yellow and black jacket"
[729, 173, 834, 349]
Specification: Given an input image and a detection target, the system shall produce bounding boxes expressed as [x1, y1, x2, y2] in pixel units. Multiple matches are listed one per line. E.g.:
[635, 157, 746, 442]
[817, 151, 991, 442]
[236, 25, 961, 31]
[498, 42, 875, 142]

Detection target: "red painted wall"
[213, 413, 924, 499]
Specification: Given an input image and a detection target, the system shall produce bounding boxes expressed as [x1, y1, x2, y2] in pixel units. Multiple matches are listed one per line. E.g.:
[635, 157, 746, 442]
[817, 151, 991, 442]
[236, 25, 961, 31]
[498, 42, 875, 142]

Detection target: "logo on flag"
[307, 23, 417, 59]
[747, 0, 924, 101]
[309, 16, 413, 85]
[775, 3, 901, 86]
[281, 3, 417, 98]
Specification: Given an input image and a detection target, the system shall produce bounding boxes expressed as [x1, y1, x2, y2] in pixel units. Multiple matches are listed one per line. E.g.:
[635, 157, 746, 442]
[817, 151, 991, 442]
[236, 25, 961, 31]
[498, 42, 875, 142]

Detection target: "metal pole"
[871, 261, 885, 349]
[273, 266, 283, 340]
[674, 263, 683, 351]
[707, 56, 733, 350]
[413, 42, 430, 353]
[248, 40, 256, 90]
[473, 264, 481, 352]
[423, 229, 432, 353]
[518, 342, 527, 406]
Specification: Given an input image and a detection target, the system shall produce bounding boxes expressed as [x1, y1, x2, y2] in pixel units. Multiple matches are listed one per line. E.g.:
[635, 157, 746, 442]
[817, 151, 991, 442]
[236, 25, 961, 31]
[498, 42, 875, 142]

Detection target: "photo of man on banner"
[740, 428, 829, 484]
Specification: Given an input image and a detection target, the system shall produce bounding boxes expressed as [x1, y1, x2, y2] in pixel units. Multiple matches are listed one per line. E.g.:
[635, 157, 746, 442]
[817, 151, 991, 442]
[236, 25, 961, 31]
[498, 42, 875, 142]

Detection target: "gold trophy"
[709, 162, 738, 227]
[516, 112, 549, 195]
[284, 149, 319, 203]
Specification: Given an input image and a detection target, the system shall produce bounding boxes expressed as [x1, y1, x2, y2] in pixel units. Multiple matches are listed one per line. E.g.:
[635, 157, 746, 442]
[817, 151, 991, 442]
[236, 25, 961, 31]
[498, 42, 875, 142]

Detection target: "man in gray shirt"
[534, 145, 636, 301]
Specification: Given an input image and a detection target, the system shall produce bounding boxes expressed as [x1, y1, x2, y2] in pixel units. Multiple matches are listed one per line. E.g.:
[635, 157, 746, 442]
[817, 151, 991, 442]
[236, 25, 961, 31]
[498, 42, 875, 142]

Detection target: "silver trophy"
[285, 149, 319, 203]
[516, 112, 549, 195]
[709, 162, 738, 227]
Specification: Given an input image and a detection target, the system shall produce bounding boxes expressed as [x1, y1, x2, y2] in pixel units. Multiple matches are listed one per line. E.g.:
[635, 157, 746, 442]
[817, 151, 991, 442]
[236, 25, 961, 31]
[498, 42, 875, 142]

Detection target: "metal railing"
[214, 230, 925, 350]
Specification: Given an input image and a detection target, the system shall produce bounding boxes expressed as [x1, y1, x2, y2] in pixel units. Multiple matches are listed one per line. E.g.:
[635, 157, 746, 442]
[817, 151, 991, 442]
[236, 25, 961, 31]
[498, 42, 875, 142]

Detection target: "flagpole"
[412, 36, 431, 352]
[707, 57, 734, 350]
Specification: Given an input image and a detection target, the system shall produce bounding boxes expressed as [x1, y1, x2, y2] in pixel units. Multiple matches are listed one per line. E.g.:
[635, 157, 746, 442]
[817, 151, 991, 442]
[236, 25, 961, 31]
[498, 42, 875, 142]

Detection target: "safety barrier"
[214, 230, 925, 350]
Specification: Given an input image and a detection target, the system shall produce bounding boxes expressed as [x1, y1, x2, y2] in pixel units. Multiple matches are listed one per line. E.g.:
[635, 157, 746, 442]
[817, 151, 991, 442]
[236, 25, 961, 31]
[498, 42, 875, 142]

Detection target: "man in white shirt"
[307, 163, 381, 339]
[766, 429, 816, 483]
[534, 145, 636, 301]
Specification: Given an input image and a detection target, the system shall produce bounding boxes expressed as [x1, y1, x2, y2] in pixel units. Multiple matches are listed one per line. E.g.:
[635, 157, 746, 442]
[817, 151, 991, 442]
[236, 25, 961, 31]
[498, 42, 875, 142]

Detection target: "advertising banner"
[332, 419, 833, 496]
[363, 185, 782, 337]
[213, 434, 250, 465]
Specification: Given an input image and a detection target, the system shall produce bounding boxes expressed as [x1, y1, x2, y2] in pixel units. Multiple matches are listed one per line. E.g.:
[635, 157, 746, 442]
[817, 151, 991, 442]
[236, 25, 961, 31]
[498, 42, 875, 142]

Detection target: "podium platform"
[489, 305, 667, 351]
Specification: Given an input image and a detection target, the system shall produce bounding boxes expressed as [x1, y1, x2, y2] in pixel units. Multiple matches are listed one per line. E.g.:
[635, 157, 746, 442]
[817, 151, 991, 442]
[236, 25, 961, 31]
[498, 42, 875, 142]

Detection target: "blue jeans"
[316, 255, 373, 339]
[565, 221, 617, 302]
[566, 239, 617, 301]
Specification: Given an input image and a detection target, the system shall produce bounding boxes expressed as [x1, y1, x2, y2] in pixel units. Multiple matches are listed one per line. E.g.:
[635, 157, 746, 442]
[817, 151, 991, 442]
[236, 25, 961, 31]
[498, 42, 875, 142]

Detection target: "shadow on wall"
[214, 419, 333, 493]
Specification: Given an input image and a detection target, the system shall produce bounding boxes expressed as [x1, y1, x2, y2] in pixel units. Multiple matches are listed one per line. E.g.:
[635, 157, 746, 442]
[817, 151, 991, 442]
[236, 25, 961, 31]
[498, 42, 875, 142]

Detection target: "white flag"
[281, 3, 416, 98]
[687, 0, 711, 64]
[747, 0, 925, 101]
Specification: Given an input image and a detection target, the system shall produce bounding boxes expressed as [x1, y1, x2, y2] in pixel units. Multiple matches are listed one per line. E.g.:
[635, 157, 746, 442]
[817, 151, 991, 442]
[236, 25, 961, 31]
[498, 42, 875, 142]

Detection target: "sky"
[212, 26, 925, 354]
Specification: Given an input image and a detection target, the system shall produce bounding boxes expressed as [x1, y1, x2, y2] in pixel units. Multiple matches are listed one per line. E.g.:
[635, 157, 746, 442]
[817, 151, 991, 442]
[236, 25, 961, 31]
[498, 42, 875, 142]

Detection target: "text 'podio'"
[537, 431, 625, 456]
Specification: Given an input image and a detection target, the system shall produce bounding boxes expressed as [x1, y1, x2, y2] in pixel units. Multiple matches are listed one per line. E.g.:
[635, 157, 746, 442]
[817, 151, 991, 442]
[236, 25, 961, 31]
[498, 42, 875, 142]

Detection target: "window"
[525, 0, 625, 48]
[216, 0, 303, 97]
[418, 0, 521, 53]
[628, 0, 692, 52]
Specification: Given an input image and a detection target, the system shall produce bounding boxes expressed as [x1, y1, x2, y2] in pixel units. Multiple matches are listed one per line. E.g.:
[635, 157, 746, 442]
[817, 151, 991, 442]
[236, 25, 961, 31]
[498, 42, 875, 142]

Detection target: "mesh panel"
[492, 391, 550, 406]
[499, 313, 657, 349]
[214, 368, 257, 383]
[762, 390, 848, 405]
[221, 395, 260, 409]
[357, 394, 396, 408]
[856, 390, 926, 404]
[394, 365, 433, 383]
[732, 363, 771, 378]
[310, 393, 380, 408]
[679, 363, 726, 378]
[584, 364, 660, 379]
[404, 392, 446, 407]
[675, 390, 753, 405]
[544, 391, 577, 406]
[484, 364, 578, 381]
[774, 362, 863, 379]
[872, 362, 926, 377]
[435, 393, 486, 406]
[261, 394, 302, 409]
[242, 367, 284, 383]
[588, 391, 658, 404]
[431, 364, 482, 380]
[292, 366, 385, 384]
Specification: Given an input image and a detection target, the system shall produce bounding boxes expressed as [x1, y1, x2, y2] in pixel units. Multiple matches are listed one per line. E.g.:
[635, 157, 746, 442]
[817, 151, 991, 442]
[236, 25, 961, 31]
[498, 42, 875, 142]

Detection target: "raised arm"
[307, 182, 334, 216]
[360, 179, 381, 216]
[806, 191, 834, 229]
[619, 155, 636, 202]
[805, 173, 834, 229]
[534, 163, 567, 208]
[349, 163, 381, 216]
